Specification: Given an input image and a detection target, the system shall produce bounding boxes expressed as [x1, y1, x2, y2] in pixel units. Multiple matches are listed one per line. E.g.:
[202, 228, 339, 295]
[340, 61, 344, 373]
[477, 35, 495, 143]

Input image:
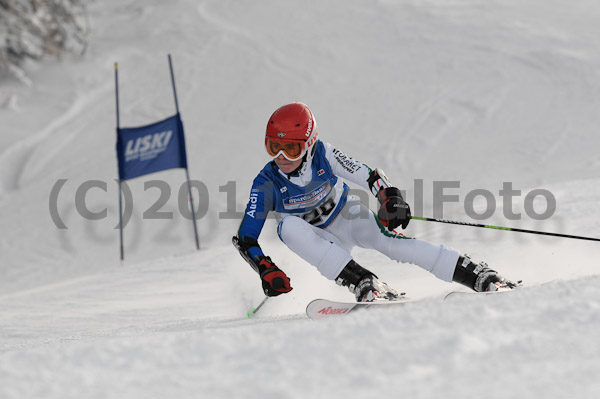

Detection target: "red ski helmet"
[265, 102, 319, 162]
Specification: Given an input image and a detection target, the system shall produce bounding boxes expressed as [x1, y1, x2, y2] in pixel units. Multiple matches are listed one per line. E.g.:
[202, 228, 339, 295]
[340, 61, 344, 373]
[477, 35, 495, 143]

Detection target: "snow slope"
[1, 0, 600, 397]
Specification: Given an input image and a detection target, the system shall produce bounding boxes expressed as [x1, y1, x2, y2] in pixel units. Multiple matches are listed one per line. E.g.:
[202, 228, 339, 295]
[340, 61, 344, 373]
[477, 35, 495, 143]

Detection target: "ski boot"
[335, 259, 399, 302]
[453, 254, 519, 292]
[354, 275, 399, 302]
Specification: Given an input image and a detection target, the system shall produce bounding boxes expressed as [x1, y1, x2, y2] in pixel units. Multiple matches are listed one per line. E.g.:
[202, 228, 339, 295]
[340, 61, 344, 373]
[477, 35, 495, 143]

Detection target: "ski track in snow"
[1, 0, 600, 398]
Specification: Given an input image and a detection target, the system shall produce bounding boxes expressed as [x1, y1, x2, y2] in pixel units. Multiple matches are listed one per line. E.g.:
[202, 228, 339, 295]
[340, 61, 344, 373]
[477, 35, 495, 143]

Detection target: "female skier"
[233, 102, 517, 301]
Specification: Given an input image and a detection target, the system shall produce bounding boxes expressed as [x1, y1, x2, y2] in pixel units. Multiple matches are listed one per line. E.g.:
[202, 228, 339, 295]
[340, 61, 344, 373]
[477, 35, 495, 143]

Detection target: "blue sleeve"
[237, 173, 275, 260]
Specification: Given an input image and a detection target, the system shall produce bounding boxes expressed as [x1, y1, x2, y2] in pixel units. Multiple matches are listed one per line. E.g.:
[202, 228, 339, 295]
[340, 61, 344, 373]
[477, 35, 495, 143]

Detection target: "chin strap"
[284, 151, 310, 179]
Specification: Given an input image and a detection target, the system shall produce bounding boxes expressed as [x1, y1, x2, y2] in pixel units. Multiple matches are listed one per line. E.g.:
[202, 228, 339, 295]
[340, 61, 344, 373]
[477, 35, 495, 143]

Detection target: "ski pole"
[247, 296, 269, 318]
[412, 216, 600, 242]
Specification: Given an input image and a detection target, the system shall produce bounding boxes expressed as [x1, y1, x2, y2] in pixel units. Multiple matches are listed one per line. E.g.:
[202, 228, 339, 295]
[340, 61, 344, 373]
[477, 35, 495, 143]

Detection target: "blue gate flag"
[116, 113, 188, 180]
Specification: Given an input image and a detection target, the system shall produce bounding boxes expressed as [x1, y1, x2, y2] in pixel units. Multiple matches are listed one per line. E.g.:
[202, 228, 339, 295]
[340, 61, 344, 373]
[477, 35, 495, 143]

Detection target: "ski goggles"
[265, 137, 306, 161]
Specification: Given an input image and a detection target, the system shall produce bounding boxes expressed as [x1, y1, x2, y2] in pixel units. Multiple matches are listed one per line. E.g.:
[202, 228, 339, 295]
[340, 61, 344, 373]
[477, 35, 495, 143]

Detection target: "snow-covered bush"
[0, 0, 89, 82]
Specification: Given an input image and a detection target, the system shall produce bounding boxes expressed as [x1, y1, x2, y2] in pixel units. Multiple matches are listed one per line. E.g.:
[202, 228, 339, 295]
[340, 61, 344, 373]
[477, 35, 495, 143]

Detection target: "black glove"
[377, 187, 411, 231]
[256, 256, 293, 297]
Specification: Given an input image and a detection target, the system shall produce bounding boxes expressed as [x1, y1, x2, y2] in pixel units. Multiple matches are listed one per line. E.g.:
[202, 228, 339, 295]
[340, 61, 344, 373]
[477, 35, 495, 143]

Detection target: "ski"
[308, 286, 520, 319]
[306, 296, 412, 320]
[444, 288, 516, 300]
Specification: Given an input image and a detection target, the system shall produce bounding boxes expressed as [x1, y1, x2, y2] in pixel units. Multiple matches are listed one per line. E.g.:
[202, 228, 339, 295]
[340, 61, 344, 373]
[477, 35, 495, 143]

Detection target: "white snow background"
[1, 0, 600, 398]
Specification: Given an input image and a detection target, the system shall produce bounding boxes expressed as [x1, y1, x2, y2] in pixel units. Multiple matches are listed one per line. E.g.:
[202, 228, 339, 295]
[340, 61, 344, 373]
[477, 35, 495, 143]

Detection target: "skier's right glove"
[377, 187, 412, 230]
[256, 256, 293, 297]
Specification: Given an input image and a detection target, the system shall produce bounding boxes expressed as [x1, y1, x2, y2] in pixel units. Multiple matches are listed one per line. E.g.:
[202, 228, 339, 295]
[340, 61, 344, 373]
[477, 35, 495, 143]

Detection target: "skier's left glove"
[377, 187, 411, 230]
[256, 256, 293, 297]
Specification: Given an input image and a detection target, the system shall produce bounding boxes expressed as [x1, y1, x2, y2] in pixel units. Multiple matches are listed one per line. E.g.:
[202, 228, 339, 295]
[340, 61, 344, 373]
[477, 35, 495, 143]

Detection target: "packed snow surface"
[1, 0, 600, 398]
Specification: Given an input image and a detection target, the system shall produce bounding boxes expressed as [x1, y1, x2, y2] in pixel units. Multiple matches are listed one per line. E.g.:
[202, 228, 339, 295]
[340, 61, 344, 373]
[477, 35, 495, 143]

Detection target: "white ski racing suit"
[237, 140, 460, 283]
